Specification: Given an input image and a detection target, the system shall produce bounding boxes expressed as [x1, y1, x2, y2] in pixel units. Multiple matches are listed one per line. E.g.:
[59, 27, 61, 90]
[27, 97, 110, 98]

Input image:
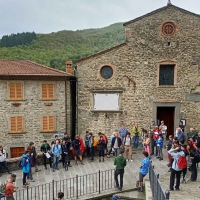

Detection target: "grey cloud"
[0, 0, 199, 38]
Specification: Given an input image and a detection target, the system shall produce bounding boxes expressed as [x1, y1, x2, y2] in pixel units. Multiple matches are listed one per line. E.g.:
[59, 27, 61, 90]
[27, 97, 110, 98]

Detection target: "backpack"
[93, 137, 98, 147]
[18, 158, 23, 169]
[177, 156, 187, 169]
[0, 183, 6, 194]
[194, 149, 200, 163]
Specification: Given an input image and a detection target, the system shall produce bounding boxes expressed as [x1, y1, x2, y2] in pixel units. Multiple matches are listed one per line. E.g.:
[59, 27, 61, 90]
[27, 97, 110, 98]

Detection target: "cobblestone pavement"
[1, 148, 200, 199]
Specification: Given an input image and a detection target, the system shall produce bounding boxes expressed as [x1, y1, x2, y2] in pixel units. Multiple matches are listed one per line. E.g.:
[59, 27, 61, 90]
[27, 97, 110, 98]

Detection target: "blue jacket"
[177, 132, 186, 141]
[21, 154, 31, 173]
[111, 137, 122, 148]
[51, 144, 62, 157]
[156, 137, 163, 149]
[112, 194, 121, 200]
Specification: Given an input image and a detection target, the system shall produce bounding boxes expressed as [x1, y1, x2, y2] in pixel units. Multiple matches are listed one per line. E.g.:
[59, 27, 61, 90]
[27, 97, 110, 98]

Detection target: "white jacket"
[0, 149, 6, 162]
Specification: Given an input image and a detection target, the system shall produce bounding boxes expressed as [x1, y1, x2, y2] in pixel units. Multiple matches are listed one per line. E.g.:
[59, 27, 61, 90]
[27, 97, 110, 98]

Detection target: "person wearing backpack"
[4, 174, 18, 200]
[88, 132, 94, 161]
[0, 146, 11, 177]
[84, 131, 90, 157]
[51, 135, 60, 147]
[21, 150, 31, 188]
[72, 135, 84, 165]
[168, 147, 185, 191]
[98, 132, 108, 154]
[62, 133, 72, 167]
[98, 136, 105, 162]
[51, 139, 62, 172]
[123, 132, 132, 162]
[180, 145, 188, 183]
[189, 147, 199, 182]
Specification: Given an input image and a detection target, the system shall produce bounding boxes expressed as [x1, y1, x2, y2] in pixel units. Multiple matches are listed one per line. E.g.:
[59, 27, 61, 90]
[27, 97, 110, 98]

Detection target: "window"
[93, 93, 120, 111]
[100, 66, 113, 79]
[10, 147, 25, 158]
[159, 65, 175, 85]
[10, 116, 24, 133]
[8, 82, 23, 100]
[42, 116, 55, 132]
[98, 64, 116, 81]
[41, 83, 54, 100]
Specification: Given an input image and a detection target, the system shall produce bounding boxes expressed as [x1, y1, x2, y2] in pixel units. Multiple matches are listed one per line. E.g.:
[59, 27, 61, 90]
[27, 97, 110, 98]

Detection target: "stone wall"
[0, 80, 71, 157]
[77, 5, 200, 137]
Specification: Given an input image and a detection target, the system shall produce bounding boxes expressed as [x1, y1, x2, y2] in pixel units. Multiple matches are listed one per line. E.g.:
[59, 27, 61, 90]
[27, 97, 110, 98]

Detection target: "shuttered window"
[41, 83, 54, 99]
[10, 116, 24, 133]
[8, 82, 23, 100]
[42, 116, 55, 132]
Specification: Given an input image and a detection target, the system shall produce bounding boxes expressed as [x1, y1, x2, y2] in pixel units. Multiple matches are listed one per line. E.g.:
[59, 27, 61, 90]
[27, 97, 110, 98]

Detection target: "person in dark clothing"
[189, 148, 198, 181]
[84, 131, 90, 157]
[98, 136, 105, 162]
[195, 132, 200, 148]
[179, 121, 185, 133]
[88, 132, 94, 161]
[166, 135, 173, 167]
[149, 121, 156, 155]
[62, 133, 72, 167]
[40, 140, 52, 169]
[114, 150, 127, 191]
[61, 140, 69, 168]
[187, 128, 198, 141]
[51, 135, 61, 147]
[111, 133, 122, 157]
[72, 136, 84, 165]
[27, 142, 41, 174]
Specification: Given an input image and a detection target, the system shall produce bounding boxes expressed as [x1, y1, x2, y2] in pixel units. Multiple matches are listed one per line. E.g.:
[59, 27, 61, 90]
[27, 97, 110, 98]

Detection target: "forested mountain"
[0, 23, 125, 71]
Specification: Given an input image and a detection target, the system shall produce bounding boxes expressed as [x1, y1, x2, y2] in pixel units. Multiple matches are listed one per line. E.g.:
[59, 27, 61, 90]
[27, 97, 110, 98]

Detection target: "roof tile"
[0, 60, 74, 77]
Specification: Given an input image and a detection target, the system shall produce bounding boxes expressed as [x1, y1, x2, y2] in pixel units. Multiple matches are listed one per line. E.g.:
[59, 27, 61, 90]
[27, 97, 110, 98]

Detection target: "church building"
[76, 2, 200, 137]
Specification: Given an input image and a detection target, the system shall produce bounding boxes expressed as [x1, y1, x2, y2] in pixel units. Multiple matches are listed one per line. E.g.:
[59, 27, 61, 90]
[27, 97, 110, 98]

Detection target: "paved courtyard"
[1, 148, 200, 199]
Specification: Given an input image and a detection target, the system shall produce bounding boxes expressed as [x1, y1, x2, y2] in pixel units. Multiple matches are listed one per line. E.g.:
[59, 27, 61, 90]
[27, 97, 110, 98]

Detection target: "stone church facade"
[77, 3, 200, 137]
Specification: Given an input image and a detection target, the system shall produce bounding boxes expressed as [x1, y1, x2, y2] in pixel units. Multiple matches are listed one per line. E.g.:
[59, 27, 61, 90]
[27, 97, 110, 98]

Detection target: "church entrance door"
[157, 107, 175, 139]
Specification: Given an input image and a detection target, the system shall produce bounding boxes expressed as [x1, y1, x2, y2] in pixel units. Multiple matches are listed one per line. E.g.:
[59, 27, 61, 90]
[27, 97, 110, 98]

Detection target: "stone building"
[0, 60, 75, 158]
[77, 2, 200, 137]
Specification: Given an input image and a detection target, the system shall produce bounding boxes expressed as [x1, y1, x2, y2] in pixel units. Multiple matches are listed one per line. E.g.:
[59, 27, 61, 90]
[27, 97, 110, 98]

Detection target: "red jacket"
[153, 129, 161, 140]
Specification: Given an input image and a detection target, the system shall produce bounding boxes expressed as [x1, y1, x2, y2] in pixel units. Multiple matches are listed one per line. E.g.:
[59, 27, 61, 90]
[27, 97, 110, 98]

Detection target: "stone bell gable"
[77, 3, 200, 137]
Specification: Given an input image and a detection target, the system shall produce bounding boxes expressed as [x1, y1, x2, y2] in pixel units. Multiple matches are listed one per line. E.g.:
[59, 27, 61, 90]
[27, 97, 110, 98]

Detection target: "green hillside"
[0, 23, 125, 71]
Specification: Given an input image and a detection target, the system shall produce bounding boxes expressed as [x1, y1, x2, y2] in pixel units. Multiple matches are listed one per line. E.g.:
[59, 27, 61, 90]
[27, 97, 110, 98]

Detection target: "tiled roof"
[0, 60, 74, 77]
[123, 4, 200, 26]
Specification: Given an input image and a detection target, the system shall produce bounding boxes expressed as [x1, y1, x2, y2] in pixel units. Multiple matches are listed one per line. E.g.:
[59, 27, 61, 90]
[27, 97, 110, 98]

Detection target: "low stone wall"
[3, 153, 44, 172]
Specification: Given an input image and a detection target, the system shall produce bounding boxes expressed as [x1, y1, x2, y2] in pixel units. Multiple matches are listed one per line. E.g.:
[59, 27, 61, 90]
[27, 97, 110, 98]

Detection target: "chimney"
[66, 61, 73, 74]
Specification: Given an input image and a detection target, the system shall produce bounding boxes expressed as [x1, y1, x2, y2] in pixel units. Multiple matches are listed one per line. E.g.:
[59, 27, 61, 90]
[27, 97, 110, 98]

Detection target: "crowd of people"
[1, 120, 200, 199]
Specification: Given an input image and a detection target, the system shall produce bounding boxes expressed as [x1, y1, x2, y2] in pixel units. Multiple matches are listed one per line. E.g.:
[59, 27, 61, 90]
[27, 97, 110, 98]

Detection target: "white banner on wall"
[94, 93, 119, 111]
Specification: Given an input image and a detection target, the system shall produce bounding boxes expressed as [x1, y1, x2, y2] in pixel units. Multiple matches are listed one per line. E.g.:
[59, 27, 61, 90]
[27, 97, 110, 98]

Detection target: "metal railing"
[149, 162, 170, 200]
[1, 169, 115, 200]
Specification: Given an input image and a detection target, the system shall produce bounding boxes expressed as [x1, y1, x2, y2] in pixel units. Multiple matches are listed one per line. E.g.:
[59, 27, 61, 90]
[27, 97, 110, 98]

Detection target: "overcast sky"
[0, 0, 199, 38]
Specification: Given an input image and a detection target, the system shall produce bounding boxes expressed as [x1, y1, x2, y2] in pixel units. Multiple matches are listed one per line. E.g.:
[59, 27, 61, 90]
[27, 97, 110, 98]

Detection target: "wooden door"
[10, 147, 25, 158]
[157, 107, 175, 138]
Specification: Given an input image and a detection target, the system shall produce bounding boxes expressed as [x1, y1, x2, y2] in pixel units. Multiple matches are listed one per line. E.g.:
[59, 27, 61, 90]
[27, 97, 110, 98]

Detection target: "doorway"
[157, 107, 175, 138]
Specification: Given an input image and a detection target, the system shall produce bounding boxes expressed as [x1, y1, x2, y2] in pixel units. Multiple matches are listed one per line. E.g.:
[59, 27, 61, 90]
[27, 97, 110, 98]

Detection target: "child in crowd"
[156, 134, 163, 161]
[98, 136, 105, 162]
[166, 135, 173, 167]
[181, 144, 188, 183]
[138, 151, 150, 192]
[143, 132, 150, 157]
